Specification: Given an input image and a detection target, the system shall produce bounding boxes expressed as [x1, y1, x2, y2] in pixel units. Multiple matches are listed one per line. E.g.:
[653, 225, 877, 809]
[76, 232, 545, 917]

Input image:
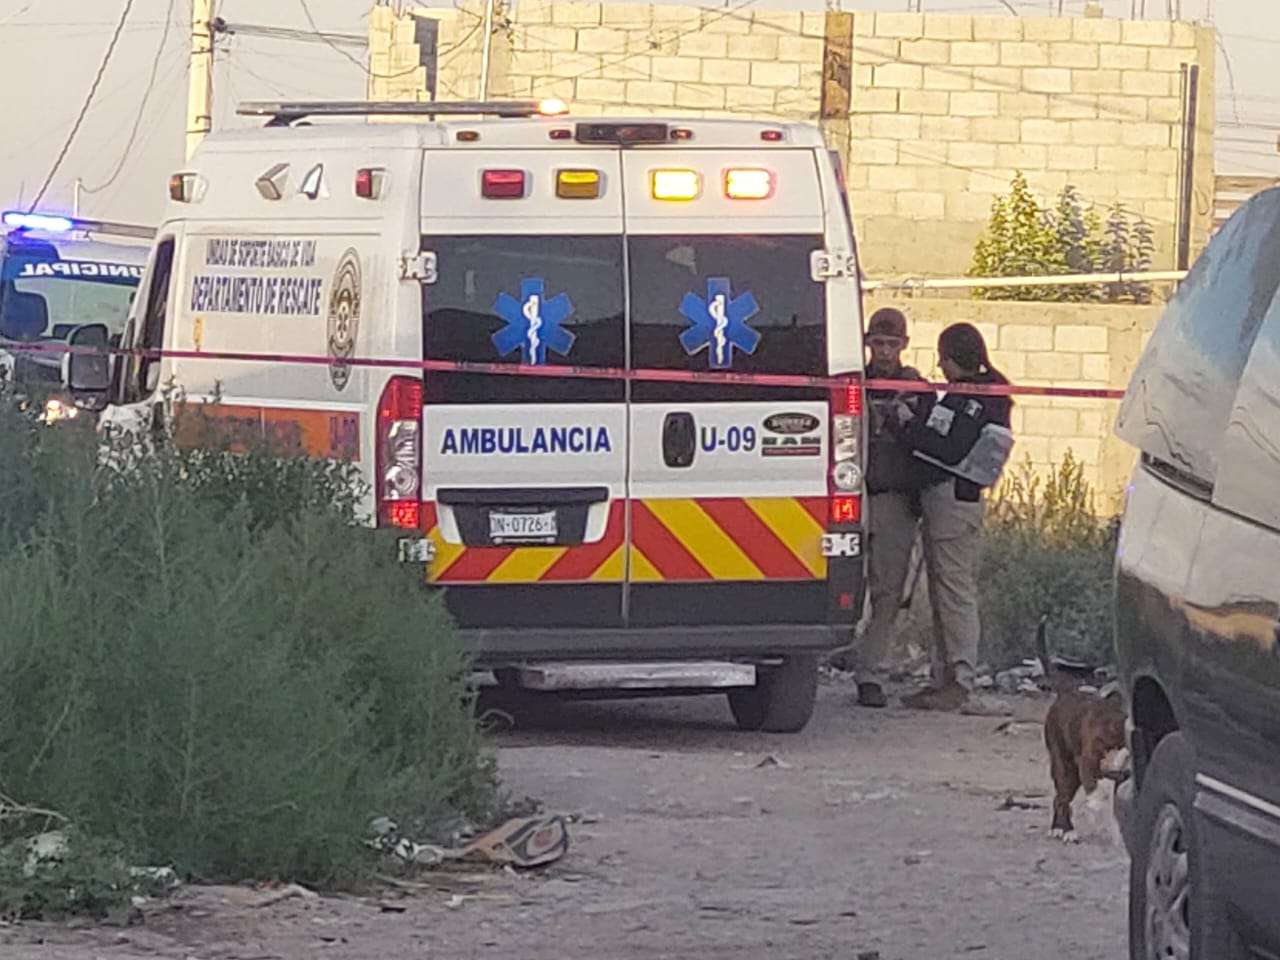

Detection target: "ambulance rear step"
[495, 661, 757, 692]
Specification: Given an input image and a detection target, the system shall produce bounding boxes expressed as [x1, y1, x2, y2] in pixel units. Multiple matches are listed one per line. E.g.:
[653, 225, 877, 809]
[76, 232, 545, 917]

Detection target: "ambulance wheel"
[728, 655, 819, 733]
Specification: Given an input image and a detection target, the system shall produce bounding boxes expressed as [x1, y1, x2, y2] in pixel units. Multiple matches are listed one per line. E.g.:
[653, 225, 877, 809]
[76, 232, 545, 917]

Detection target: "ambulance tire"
[728, 655, 819, 733]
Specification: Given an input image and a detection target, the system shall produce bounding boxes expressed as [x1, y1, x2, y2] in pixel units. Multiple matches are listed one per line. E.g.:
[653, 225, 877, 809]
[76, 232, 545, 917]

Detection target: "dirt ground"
[0, 680, 1131, 960]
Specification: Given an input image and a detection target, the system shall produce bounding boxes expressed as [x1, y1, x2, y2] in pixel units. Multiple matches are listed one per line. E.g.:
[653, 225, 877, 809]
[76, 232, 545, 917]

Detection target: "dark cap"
[867, 307, 908, 339]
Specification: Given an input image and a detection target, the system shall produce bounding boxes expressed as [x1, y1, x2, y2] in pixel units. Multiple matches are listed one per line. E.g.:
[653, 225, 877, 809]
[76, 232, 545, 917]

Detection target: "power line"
[28, 0, 137, 211]
[82, 0, 179, 195]
[294, 0, 424, 80]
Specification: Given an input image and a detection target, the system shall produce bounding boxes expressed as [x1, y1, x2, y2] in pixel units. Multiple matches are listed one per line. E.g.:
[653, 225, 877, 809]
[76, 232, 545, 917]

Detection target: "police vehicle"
[1, 211, 150, 415]
[65, 99, 868, 732]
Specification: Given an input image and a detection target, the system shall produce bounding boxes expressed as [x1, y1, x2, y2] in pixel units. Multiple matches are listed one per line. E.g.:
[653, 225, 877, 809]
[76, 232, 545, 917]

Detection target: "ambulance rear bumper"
[464, 624, 846, 665]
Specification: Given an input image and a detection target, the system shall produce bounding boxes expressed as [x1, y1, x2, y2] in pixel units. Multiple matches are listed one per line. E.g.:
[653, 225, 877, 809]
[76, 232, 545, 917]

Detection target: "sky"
[0, 0, 1275, 226]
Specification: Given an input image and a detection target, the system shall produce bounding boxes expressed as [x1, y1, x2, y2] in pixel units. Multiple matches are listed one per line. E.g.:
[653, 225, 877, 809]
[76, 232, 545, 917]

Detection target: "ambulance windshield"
[1, 253, 141, 343]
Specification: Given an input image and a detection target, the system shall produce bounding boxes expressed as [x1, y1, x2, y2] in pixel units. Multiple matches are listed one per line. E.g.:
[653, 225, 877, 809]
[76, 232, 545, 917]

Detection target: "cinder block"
[971, 66, 1021, 90]
[1024, 170, 1068, 195]
[677, 32, 727, 59]
[1146, 149, 1178, 176]
[1071, 119, 1123, 145]
[751, 61, 801, 88]
[1126, 173, 1175, 200]
[972, 15, 1022, 41]
[1026, 351, 1082, 380]
[519, 24, 579, 52]
[922, 65, 972, 91]
[752, 11, 804, 35]
[1123, 122, 1173, 148]
[950, 41, 1000, 66]
[1051, 437, 1101, 466]
[850, 138, 899, 165]
[800, 12, 828, 38]
[901, 39, 951, 65]
[1077, 409, 1108, 436]
[1099, 44, 1148, 70]
[1170, 22, 1199, 48]
[625, 79, 676, 106]
[867, 165, 918, 191]
[530, 76, 576, 99]
[997, 143, 1048, 170]
[575, 77, 626, 102]
[990, 350, 1027, 380]
[551, 1, 601, 27]
[1123, 71, 1173, 97]
[576, 28, 634, 54]
[852, 89, 901, 114]
[1054, 325, 1108, 353]
[651, 5, 701, 28]
[972, 117, 1021, 143]
[1072, 69, 1122, 95]
[1018, 436, 1052, 464]
[951, 91, 1000, 117]
[777, 35, 823, 63]
[875, 12, 925, 38]
[923, 14, 973, 40]
[601, 4, 652, 27]
[1098, 145, 1149, 173]
[547, 52, 603, 79]
[700, 58, 750, 86]
[728, 33, 778, 60]
[870, 113, 922, 140]
[874, 63, 924, 89]
[895, 191, 946, 220]
[1073, 18, 1121, 44]
[1021, 118, 1072, 145]
[948, 190, 1000, 222]
[1001, 41, 1049, 67]
[675, 83, 726, 110]
[900, 90, 952, 116]
[650, 56, 702, 83]
[999, 92, 1049, 117]
[1023, 67, 1072, 94]
[1049, 96, 1099, 120]
[702, 12, 753, 35]
[1047, 145, 1097, 171]
[1081, 354, 1112, 383]
[1050, 43, 1100, 69]
[854, 36, 901, 66]
[1000, 324, 1054, 351]
[1025, 17, 1074, 42]
[949, 141, 998, 168]
[1147, 46, 1193, 73]
[921, 115, 972, 141]
[853, 11, 878, 36]
[849, 188, 897, 217]
[1024, 407, 1080, 435]
[1122, 19, 1172, 46]
[1097, 95, 1145, 122]
[725, 86, 775, 112]
[1148, 97, 1183, 123]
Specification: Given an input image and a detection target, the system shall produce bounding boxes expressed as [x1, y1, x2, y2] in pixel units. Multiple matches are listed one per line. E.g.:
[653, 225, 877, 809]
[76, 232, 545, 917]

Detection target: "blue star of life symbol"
[491, 277, 575, 365]
[678, 277, 761, 370]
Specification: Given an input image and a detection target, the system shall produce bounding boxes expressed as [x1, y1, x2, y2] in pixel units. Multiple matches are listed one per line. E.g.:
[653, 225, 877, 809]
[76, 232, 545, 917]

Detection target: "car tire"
[727, 655, 819, 733]
[1127, 732, 1246, 960]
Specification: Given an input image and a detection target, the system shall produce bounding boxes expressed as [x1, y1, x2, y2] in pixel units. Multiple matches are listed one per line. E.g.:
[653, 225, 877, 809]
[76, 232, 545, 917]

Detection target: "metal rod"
[1176, 63, 1200, 271]
[478, 0, 496, 99]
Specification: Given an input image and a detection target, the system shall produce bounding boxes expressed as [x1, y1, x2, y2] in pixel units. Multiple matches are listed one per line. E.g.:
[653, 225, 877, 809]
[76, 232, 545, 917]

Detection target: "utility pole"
[187, 0, 214, 160]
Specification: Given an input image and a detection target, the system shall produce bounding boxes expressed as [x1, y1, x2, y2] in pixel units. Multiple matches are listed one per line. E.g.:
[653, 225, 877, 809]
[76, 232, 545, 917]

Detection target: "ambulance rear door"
[621, 148, 832, 629]
[419, 148, 628, 631]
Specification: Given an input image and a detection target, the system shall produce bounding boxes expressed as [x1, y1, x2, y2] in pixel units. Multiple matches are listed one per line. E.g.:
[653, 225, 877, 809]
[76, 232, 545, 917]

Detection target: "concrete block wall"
[863, 295, 1162, 510]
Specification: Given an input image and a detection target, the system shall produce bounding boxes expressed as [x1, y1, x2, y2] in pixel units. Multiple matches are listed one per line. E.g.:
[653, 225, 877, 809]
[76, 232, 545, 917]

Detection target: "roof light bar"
[2, 210, 154, 240]
[237, 99, 567, 126]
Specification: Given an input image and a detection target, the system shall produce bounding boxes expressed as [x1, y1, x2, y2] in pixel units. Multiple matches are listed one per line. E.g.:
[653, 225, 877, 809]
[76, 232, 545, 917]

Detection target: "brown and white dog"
[1036, 618, 1129, 843]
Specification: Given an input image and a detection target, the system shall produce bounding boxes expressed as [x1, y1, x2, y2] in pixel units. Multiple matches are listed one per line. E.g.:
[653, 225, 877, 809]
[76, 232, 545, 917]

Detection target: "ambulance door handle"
[662, 412, 696, 469]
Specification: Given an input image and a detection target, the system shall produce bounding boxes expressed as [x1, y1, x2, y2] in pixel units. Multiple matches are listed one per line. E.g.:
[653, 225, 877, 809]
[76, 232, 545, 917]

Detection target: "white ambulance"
[66, 100, 868, 732]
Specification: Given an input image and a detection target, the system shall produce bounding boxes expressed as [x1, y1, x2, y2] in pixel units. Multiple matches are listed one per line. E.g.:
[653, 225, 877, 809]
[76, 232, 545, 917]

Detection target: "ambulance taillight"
[376, 376, 423, 530]
[829, 379, 864, 526]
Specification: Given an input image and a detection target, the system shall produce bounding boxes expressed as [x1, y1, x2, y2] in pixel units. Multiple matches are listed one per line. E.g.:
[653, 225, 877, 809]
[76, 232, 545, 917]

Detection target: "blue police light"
[3, 211, 74, 233]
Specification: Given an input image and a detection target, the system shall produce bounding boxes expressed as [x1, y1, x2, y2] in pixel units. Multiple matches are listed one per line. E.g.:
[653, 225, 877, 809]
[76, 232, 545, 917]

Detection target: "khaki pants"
[919, 480, 983, 683]
[850, 491, 919, 682]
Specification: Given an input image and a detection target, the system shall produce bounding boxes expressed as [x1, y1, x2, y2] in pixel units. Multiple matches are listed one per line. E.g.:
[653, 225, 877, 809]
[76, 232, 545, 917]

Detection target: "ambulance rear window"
[423, 235, 624, 404]
[628, 234, 826, 378]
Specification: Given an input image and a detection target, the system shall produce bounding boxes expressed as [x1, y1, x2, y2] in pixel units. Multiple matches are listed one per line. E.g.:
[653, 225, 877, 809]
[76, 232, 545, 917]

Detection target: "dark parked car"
[1113, 187, 1280, 960]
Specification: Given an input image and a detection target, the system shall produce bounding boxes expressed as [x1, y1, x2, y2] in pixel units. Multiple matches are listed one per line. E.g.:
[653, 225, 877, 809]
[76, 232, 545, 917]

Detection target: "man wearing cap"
[832, 307, 934, 707]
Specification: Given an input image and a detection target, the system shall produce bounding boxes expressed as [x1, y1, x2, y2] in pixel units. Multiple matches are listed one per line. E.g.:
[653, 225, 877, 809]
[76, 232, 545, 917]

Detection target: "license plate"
[489, 511, 557, 543]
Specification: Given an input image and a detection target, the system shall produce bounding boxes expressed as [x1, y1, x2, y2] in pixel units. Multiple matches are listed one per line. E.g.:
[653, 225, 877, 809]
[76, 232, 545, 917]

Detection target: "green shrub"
[0, 387, 495, 899]
[979, 452, 1117, 668]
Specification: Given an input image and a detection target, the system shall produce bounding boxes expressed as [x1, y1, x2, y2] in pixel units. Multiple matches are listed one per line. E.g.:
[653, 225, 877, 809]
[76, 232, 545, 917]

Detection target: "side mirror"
[63, 322, 112, 400]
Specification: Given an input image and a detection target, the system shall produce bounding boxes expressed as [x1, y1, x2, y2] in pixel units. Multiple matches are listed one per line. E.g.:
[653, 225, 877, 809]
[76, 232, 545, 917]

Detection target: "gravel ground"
[0, 681, 1130, 960]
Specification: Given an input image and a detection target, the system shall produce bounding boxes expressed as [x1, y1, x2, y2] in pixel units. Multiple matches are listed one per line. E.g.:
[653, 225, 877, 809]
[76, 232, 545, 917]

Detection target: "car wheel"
[1128, 732, 1246, 960]
[727, 655, 819, 733]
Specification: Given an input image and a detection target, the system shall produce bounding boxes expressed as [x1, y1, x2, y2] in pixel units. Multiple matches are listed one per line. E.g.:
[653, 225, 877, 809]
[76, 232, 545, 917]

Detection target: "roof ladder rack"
[236, 99, 569, 126]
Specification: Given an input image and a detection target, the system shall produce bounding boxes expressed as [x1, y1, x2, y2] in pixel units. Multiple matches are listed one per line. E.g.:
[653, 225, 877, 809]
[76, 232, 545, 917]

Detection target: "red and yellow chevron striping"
[423, 497, 827, 585]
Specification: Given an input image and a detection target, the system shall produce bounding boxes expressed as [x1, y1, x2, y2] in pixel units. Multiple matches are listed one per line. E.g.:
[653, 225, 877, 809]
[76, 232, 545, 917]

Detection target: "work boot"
[900, 680, 969, 712]
[856, 681, 888, 709]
